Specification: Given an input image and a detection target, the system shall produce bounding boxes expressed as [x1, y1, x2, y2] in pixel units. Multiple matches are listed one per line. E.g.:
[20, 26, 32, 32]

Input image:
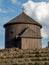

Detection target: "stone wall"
[0, 48, 49, 65]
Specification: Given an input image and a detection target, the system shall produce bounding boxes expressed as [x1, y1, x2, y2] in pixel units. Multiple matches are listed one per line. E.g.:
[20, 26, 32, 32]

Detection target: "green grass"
[13, 64, 18, 65]
[28, 63, 33, 65]
[18, 55, 24, 58]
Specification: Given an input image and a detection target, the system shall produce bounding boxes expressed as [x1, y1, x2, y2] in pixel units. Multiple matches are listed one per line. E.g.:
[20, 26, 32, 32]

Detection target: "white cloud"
[0, 8, 15, 13]
[35, 2, 49, 21]
[11, 0, 17, 4]
[0, 8, 8, 13]
[11, 0, 21, 5]
[41, 28, 48, 39]
[22, 0, 49, 39]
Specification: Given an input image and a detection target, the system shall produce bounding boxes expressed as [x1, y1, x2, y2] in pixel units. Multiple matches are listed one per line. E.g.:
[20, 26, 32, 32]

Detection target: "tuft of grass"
[28, 63, 33, 65]
[34, 62, 40, 65]
[44, 62, 49, 65]
[13, 64, 18, 65]
[18, 55, 24, 58]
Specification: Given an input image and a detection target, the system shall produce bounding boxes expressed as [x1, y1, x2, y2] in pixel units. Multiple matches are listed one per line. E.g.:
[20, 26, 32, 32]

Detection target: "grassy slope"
[0, 47, 49, 65]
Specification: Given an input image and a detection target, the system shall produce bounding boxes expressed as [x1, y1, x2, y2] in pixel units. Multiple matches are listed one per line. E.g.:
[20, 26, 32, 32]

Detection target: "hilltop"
[0, 47, 49, 65]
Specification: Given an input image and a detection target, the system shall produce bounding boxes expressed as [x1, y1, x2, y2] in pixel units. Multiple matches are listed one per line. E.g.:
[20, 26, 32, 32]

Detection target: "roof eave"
[3, 22, 42, 28]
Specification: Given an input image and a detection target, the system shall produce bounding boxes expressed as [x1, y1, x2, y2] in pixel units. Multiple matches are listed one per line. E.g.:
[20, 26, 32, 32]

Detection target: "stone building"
[3, 12, 42, 49]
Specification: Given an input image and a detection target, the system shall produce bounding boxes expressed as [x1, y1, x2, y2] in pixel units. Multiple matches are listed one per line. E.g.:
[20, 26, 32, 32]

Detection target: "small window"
[10, 31, 13, 34]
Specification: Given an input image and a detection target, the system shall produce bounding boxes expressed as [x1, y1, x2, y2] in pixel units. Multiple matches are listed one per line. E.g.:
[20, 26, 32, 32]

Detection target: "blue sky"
[0, 0, 49, 49]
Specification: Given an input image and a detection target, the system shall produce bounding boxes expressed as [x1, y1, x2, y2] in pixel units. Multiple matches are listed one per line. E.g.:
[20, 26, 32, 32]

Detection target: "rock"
[0, 47, 49, 64]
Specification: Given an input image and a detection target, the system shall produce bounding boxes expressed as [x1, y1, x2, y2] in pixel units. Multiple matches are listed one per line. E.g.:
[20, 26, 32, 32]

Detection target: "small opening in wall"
[10, 31, 13, 34]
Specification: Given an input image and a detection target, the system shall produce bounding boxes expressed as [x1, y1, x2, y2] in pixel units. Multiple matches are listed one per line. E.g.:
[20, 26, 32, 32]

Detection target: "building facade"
[3, 12, 42, 49]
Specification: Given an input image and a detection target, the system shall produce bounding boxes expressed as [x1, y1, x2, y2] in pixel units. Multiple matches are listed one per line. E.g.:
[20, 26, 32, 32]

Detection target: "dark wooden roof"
[3, 12, 42, 28]
[16, 27, 42, 38]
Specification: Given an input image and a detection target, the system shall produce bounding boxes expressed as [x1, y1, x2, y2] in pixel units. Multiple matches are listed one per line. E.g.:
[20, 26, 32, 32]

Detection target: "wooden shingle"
[4, 12, 42, 28]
